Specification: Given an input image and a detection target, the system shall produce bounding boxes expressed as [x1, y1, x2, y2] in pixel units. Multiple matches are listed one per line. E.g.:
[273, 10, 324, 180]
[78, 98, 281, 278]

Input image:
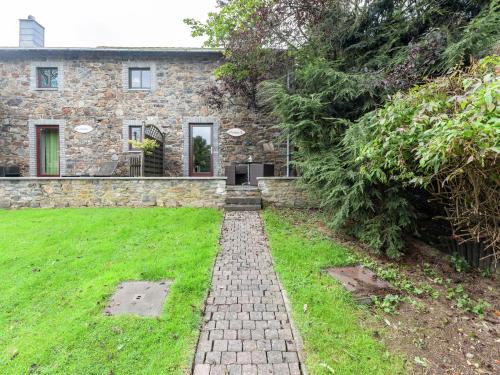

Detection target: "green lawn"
[262, 210, 406, 375]
[0, 208, 223, 375]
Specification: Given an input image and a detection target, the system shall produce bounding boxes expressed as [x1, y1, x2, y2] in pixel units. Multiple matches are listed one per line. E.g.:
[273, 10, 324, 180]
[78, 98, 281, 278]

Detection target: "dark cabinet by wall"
[225, 163, 274, 186]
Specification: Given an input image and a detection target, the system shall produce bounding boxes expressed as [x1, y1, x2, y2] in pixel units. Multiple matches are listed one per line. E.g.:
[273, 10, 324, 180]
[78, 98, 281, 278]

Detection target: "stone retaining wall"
[0, 177, 226, 209]
[0, 177, 313, 210]
[257, 177, 315, 208]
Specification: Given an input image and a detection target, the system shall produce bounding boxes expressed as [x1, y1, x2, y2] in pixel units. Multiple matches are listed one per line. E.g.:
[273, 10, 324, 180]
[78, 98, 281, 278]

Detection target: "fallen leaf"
[414, 356, 428, 367]
[319, 362, 335, 373]
[10, 348, 18, 360]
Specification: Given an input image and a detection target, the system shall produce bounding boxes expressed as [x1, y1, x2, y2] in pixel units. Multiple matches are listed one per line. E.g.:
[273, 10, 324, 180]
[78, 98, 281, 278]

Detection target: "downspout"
[141, 121, 146, 177]
[286, 68, 291, 177]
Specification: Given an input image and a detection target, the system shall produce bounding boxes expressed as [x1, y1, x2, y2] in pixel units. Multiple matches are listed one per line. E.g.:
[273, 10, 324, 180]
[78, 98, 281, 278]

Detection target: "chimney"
[19, 15, 45, 48]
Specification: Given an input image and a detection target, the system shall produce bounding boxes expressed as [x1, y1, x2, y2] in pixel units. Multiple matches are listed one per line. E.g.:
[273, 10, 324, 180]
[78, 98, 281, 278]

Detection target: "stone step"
[226, 185, 259, 191]
[225, 186, 260, 196]
[225, 197, 262, 205]
[224, 204, 261, 211]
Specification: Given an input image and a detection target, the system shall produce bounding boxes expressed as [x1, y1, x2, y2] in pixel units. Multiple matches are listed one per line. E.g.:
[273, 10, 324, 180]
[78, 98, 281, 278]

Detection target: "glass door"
[37, 126, 60, 176]
[189, 124, 213, 176]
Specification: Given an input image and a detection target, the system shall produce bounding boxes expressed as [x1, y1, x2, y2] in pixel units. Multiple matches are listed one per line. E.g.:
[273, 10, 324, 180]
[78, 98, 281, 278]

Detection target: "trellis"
[143, 125, 164, 177]
[128, 124, 165, 177]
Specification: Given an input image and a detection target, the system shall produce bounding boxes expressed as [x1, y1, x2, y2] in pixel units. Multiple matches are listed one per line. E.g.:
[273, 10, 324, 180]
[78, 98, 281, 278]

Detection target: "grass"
[262, 209, 406, 375]
[0, 208, 223, 375]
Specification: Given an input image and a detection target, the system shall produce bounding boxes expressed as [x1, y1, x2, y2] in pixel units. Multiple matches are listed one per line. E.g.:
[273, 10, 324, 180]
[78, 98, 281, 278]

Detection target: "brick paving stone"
[273, 363, 291, 375]
[252, 351, 268, 364]
[257, 364, 273, 374]
[213, 340, 228, 352]
[237, 351, 252, 364]
[194, 364, 210, 375]
[256, 340, 271, 351]
[289, 363, 301, 375]
[243, 340, 257, 352]
[222, 352, 237, 365]
[206, 352, 221, 365]
[228, 364, 242, 375]
[267, 351, 283, 364]
[210, 365, 225, 375]
[283, 352, 299, 363]
[225, 329, 238, 340]
[242, 364, 258, 375]
[192, 212, 304, 374]
[271, 340, 286, 351]
[228, 339, 243, 352]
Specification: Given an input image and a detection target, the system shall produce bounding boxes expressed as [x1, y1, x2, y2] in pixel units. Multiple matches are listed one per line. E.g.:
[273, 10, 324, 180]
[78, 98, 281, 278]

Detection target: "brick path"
[193, 211, 304, 375]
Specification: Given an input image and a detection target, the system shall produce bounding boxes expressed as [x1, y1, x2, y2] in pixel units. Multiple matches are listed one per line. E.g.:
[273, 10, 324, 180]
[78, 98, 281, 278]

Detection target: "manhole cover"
[326, 266, 394, 303]
[105, 280, 172, 317]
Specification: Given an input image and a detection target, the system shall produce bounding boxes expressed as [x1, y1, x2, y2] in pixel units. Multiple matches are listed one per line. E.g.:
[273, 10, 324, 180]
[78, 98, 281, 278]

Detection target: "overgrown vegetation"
[361, 56, 499, 254]
[187, 0, 500, 258]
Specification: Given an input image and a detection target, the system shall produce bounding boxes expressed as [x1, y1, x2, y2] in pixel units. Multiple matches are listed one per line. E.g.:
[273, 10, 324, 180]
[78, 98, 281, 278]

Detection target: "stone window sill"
[34, 88, 59, 91]
[127, 88, 151, 92]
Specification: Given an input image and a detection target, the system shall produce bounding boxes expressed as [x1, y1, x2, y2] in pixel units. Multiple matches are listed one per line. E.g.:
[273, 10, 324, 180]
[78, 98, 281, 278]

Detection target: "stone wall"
[0, 177, 313, 210]
[257, 177, 315, 208]
[0, 177, 226, 209]
[0, 50, 286, 177]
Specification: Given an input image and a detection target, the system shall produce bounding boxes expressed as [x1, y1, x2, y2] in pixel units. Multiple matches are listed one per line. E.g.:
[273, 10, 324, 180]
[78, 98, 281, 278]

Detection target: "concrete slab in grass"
[105, 280, 172, 317]
[326, 265, 394, 303]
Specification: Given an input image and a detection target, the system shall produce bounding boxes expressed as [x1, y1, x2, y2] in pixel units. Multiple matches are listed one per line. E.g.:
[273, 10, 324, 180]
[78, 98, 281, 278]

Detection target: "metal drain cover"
[326, 266, 394, 302]
[105, 280, 172, 317]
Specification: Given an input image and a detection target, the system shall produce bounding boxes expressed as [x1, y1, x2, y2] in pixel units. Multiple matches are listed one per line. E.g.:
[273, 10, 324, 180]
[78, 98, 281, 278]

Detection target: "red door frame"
[189, 123, 213, 177]
[36, 125, 60, 177]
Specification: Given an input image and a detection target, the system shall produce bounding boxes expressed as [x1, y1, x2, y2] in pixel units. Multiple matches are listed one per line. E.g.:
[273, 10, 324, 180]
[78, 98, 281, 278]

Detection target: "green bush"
[361, 56, 499, 252]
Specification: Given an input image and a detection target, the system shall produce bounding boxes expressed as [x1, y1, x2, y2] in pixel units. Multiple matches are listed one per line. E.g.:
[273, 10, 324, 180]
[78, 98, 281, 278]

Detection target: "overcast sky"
[0, 0, 217, 47]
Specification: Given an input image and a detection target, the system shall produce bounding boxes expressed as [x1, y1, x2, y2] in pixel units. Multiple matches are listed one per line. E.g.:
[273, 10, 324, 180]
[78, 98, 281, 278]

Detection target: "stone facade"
[258, 177, 315, 208]
[0, 49, 286, 177]
[0, 177, 227, 209]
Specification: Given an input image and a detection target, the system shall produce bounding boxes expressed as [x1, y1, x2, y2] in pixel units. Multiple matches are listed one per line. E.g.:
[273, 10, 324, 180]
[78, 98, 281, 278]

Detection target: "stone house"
[0, 17, 288, 178]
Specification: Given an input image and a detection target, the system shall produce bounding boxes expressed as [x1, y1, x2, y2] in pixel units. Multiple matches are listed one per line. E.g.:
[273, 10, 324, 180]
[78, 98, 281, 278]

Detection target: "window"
[36, 125, 60, 176]
[129, 126, 143, 150]
[128, 68, 151, 89]
[37, 67, 58, 89]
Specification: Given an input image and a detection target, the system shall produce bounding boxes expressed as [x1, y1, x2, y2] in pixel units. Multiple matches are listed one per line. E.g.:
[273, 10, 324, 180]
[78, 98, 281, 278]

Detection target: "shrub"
[361, 56, 499, 257]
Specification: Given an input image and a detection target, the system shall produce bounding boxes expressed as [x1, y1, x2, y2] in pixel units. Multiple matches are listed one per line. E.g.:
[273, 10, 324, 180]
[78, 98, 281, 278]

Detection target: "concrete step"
[225, 197, 262, 205]
[226, 186, 261, 197]
[224, 204, 262, 211]
[226, 185, 259, 191]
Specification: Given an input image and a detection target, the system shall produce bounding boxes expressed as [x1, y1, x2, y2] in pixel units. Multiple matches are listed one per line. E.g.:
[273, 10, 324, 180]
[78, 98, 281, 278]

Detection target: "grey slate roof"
[0, 47, 224, 59]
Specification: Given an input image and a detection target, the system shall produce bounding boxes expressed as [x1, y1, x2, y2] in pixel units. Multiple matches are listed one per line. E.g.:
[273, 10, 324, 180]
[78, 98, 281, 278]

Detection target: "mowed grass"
[262, 210, 406, 375]
[0, 208, 223, 375]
